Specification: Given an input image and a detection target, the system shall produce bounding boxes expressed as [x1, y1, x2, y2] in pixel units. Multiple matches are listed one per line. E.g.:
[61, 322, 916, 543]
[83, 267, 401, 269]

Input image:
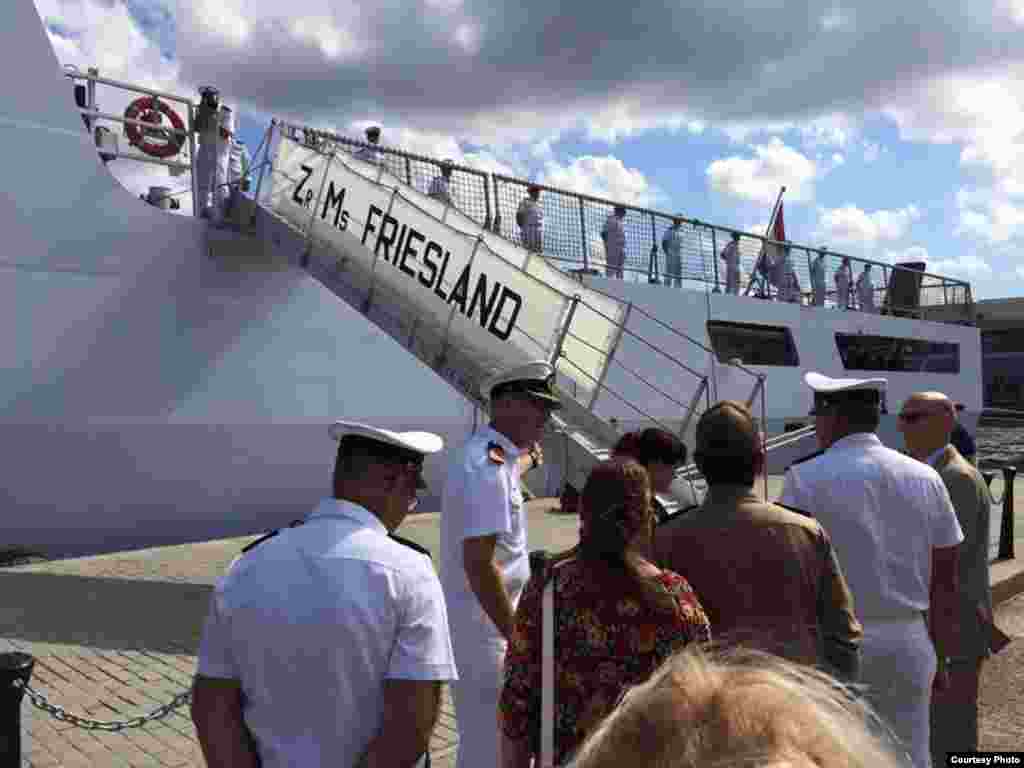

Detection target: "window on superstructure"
[834, 334, 959, 373]
[707, 321, 799, 366]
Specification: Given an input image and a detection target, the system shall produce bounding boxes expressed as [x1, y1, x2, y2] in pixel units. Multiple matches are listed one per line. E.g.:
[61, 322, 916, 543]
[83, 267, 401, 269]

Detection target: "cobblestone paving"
[2, 490, 1021, 766]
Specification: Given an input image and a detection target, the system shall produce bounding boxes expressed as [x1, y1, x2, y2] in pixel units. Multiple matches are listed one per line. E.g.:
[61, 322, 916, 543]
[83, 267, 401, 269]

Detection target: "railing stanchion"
[0, 652, 34, 768]
[998, 466, 1017, 560]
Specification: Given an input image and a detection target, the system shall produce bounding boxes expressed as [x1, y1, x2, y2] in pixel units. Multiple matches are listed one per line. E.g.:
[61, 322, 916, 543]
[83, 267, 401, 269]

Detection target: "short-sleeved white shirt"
[196, 498, 457, 768]
[780, 433, 963, 619]
[440, 426, 528, 635]
[429, 175, 451, 203]
[662, 228, 683, 262]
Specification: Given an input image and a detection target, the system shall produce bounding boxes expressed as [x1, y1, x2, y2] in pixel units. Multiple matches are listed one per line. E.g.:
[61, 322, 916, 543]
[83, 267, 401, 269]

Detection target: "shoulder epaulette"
[787, 448, 825, 471]
[389, 533, 432, 560]
[486, 441, 506, 465]
[774, 503, 815, 520]
[656, 503, 700, 527]
[241, 518, 304, 554]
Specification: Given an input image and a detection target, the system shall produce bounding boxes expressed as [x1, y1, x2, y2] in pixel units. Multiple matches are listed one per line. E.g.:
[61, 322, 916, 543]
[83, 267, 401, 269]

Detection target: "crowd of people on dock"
[189, 373, 1004, 767]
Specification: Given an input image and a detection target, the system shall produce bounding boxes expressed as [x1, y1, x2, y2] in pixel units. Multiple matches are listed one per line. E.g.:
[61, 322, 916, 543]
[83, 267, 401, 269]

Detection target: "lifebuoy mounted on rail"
[123, 96, 186, 159]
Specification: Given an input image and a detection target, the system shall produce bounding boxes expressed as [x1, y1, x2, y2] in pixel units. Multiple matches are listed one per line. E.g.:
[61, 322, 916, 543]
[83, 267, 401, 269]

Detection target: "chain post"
[0, 652, 34, 767]
[998, 465, 1017, 560]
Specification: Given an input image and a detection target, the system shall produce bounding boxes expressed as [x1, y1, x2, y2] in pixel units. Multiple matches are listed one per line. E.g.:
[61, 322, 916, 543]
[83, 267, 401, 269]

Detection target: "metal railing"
[63, 67, 197, 208]
[292, 127, 493, 232]
[492, 172, 973, 319]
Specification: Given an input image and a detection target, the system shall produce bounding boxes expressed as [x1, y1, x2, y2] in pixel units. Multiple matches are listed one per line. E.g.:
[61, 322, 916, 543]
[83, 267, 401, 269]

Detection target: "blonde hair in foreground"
[569, 647, 905, 768]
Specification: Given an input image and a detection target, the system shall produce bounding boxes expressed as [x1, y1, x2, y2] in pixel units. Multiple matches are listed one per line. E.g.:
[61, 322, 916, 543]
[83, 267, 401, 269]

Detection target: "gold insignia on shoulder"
[487, 442, 506, 465]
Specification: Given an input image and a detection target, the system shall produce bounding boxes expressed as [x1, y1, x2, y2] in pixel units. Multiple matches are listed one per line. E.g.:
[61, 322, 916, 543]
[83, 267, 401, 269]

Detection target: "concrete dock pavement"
[1, 474, 1022, 767]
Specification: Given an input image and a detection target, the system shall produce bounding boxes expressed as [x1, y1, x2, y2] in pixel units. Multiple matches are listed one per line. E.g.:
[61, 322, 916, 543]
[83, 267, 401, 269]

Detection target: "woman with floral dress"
[498, 458, 711, 767]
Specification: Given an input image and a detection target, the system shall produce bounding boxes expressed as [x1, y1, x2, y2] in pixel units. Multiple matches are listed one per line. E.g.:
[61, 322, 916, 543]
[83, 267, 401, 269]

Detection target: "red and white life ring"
[123, 96, 186, 159]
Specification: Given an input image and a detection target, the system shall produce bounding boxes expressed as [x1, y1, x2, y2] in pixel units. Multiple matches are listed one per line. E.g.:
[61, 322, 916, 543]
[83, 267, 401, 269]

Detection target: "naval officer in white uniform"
[779, 373, 963, 768]
[192, 422, 457, 768]
[441, 362, 562, 768]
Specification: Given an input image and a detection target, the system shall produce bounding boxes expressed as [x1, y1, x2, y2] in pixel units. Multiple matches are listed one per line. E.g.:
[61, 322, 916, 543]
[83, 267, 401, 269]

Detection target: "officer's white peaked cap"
[804, 372, 887, 394]
[481, 361, 561, 407]
[328, 421, 444, 456]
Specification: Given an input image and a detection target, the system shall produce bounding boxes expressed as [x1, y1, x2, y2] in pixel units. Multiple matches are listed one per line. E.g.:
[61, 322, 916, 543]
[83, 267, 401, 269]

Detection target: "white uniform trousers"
[212, 146, 231, 222]
[860, 616, 936, 768]
[195, 138, 218, 216]
[450, 617, 506, 768]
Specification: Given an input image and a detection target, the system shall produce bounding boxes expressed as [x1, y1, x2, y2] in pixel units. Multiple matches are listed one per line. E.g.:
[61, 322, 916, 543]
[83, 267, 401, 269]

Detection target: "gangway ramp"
[245, 122, 753, 507]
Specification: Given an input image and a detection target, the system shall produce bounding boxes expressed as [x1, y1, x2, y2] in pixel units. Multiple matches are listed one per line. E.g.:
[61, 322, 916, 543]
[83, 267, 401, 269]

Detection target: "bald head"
[898, 390, 956, 460]
[693, 400, 763, 487]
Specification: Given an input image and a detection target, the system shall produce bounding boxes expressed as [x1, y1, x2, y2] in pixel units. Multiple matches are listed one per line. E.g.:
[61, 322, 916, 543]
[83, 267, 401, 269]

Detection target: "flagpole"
[744, 185, 787, 297]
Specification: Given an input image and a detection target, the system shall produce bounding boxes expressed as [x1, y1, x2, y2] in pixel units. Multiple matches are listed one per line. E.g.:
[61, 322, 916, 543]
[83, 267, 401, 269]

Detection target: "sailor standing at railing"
[602, 206, 627, 279]
[222, 137, 251, 227]
[354, 125, 383, 165]
[857, 263, 876, 313]
[661, 215, 684, 288]
[193, 86, 221, 219]
[516, 184, 543, 252]
[429, 159, 454, 206]
[210, 105, 234, 224]
[835, 256, 853, 309]
[774, 242, 801, 303]
[811, 250, 827, 307]
[720, 232, 741, 294]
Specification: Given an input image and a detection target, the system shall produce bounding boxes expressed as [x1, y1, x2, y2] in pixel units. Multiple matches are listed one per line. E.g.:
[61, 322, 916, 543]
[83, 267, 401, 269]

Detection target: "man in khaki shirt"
[653, 400, 862, 681]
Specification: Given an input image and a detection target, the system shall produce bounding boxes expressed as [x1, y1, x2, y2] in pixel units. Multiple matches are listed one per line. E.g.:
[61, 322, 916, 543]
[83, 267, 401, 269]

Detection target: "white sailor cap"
[805, 372, 886, 409]
[328, 422, 443, 488]
[481, 361, 562, 408]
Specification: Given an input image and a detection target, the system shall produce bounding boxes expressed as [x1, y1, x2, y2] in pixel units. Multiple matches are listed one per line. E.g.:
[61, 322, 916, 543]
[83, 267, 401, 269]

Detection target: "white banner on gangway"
[268, 132, 626, 402]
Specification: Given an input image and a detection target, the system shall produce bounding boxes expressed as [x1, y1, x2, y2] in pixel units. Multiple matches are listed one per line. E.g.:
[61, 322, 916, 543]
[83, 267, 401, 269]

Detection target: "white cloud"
[955, 186, 1024, 243]
[816, 204, 921, 247]
[1017, 265, 1024, 281]
[863, 141, 881, 163]
[929, 254, 993, 278]
[540, 156, 662, 208]
[289, 17, 362, 60]
[706, 139, 817, 205]
[190, 0, 249, 48]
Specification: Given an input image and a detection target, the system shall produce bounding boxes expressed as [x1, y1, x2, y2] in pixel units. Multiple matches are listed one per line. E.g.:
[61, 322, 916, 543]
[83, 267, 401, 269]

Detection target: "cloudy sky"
[36, 0, 1024, 298]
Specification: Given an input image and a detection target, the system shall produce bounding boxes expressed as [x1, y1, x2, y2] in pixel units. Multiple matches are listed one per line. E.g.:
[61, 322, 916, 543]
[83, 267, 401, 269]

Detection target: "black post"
[998, 466, 1016, 560]
[0, 652, 34, 767]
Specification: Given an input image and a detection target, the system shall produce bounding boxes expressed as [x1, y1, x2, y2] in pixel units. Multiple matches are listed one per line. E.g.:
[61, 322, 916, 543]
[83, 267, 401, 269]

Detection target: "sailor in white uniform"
[661, 215, 684, 287]
[602, 206, 627, 278]
[440, 362, 561, 768]
[835, 256, 853, 309]
[810, 249, 827, 306]
[780, 373, 963, 768]
[720, 231, 741, 294]
[429, 159, 454, 206]
[193, 86, 221, 218]
[354, 125, 383, 165]
[192, 421, 457, 768]
[516, 184, 544, 252]
[223, 138, 251, 226]
[857, 263, 876, 313]
[211, 105, 234, 224]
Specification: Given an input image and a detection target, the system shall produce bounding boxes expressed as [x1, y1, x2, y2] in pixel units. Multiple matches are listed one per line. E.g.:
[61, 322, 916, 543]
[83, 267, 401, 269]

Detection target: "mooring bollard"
[0, 652, 34, 768]
[998, 465, 1016, 561]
